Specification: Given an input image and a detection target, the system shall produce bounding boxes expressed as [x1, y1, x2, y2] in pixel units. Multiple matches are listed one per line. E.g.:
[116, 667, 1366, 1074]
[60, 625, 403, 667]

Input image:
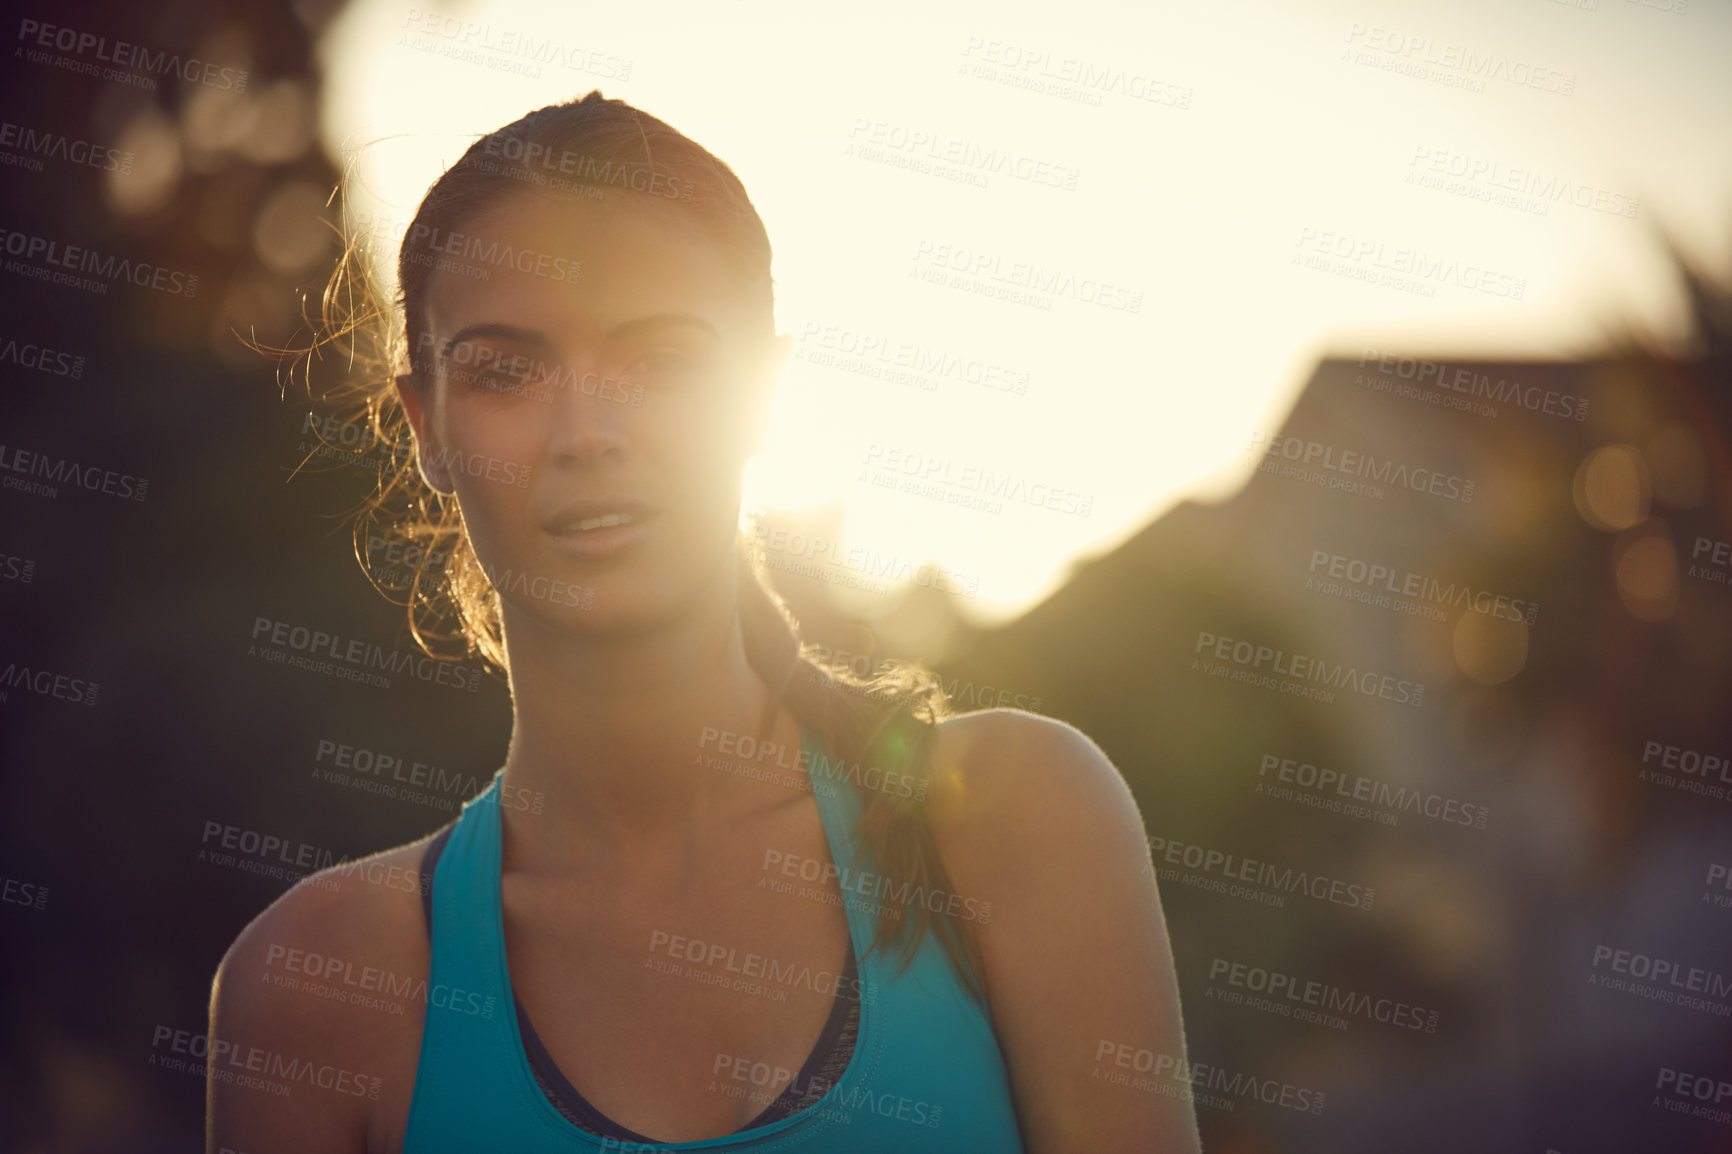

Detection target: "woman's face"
[397, 187, 784, 637]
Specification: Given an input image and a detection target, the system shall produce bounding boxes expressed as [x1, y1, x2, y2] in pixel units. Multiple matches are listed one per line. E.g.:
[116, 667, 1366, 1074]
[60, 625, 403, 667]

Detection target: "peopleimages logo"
[1306, 549, 1538, 625]
[1654, 1067, 1732, 1127]
[1689, 536, 1732, 588]
[1147, 832, 1376, 910]
[760, 849, 991, 923]
[200, 821, 342, 873]
[1193, 629, 1425, 707]
[1206, 956, 1441, 1033]
[1706, 862, 1732, 910]
[1092, 1041, 1326, 1114]
[847, 116, 1082, 190]
[1257, 752, 1490, 830]
[311, 737, 481, 814]
[1638, 738, 1732, 803]
[0, 120, 132, 174]
[403, 223, 581, 284]
[751, 522, 981, 599]
[1355, 347, 1589, 422]
[149, 1026, 380, 1099]
[796, 320, 1031, 396]
[0, 442, 147, 501]
[0, 660, 99, 706]
[699, 726, 927, 801]
[16, 19, 250, 91]
[248, 616, 485, 693]
[646, 929, 876, 1004]
[957, 37, 1195, 110]
[1589, 944, 1732, 1016]
[0, 334, 84, 378]
[477, 135, 692, 201]
[861, 442, 1094, 517]
[1406, 146, 1638, 220]
[0, 551, 35, 584]
[800, 645, 1044, 713]
[263, 944, 497, 1019]
[1248, 431, 1475, 504]
[1, 874, 49, 911]
[0, 228, 198, 296]
[1294, 227, 1525, 300]
[399, 9, 632, 80]
[1342, 22, 1576, 96]
[413, 332, 643, 408]
[478, 561, 594, 610]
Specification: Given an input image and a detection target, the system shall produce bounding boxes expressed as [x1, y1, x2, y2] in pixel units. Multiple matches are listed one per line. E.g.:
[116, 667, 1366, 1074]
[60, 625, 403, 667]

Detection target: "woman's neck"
[494, 575, 794, 874]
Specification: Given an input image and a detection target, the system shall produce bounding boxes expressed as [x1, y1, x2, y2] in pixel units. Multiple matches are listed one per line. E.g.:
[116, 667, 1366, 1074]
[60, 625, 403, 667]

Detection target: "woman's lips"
[543, 511, 658, 559]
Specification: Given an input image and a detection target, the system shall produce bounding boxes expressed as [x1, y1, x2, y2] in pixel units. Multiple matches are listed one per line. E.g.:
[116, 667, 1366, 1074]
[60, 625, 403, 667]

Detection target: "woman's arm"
[930, 709, 1204, 1154]
[206, 843, 430, 1154]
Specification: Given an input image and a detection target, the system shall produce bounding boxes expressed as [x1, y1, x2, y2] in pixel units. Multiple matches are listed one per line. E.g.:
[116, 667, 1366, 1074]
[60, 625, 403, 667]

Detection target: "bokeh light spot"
[106, 105, 182, 217]
[1452, 610, 1529, 686]
[1613, 532, 1678, 622]
[253, 181, 334, 274]
[1572, 444, 1649, 531]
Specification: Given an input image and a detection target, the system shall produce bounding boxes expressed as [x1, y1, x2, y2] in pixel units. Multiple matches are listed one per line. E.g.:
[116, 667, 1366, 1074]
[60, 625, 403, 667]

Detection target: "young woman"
[207, 92, 1200, 1154]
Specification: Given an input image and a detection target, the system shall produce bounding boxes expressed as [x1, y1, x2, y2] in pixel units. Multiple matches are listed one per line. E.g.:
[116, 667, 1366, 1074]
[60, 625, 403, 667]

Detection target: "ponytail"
[732, 540, 989, 1007]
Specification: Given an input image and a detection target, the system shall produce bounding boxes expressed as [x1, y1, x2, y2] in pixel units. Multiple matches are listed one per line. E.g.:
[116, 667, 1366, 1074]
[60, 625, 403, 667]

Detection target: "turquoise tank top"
[402, 722, 1028, 1152]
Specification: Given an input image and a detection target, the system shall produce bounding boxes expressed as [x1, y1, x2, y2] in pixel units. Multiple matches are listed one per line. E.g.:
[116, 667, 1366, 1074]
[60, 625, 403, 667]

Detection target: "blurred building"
[762, 253, 1732, 1153]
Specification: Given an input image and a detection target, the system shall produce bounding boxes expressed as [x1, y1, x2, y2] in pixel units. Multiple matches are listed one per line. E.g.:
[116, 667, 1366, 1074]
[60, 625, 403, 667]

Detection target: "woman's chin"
[504, 577, 669, 636]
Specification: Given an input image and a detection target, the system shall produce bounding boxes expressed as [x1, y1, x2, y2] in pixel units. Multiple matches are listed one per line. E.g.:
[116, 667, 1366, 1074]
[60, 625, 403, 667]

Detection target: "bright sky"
[318, 0, 1732, 624]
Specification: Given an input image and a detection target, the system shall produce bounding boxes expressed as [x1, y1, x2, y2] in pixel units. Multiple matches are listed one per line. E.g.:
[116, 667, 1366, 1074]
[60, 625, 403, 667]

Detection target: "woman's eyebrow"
[439, 314, 718, 360]
[606, 312, 720, 342]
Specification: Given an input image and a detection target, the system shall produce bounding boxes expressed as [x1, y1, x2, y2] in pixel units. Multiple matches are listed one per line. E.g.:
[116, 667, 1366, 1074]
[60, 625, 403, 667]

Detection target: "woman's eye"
[454, 366, 524, 396]
[626, 347, 700, 384]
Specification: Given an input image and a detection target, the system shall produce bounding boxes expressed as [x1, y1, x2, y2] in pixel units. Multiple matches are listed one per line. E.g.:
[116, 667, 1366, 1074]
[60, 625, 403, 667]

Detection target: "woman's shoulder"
[214, 830, 440, 981]
[924, 708, 1149, 893]
[927, 708, 1140, 830]
[206, 829, 446, 1132]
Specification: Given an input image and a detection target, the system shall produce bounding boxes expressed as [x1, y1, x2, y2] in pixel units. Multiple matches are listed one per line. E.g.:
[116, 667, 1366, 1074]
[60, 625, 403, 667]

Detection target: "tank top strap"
[800, 722, 878, 952]
[438, 766, 510, 941]
[402, 769, 527, 1143]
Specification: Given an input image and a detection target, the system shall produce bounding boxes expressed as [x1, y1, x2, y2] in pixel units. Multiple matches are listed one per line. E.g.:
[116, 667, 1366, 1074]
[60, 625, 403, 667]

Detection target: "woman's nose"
[544, 363, 632, 463]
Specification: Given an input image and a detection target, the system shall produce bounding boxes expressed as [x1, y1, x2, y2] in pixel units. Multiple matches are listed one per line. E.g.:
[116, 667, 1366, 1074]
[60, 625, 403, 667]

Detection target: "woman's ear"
[395, 372, 456, 494]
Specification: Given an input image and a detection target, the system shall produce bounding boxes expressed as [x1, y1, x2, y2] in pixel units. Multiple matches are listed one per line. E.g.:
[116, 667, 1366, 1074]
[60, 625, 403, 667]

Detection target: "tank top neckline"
[450, 719, 879, 1150]
[417, 826, 859, 1140]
